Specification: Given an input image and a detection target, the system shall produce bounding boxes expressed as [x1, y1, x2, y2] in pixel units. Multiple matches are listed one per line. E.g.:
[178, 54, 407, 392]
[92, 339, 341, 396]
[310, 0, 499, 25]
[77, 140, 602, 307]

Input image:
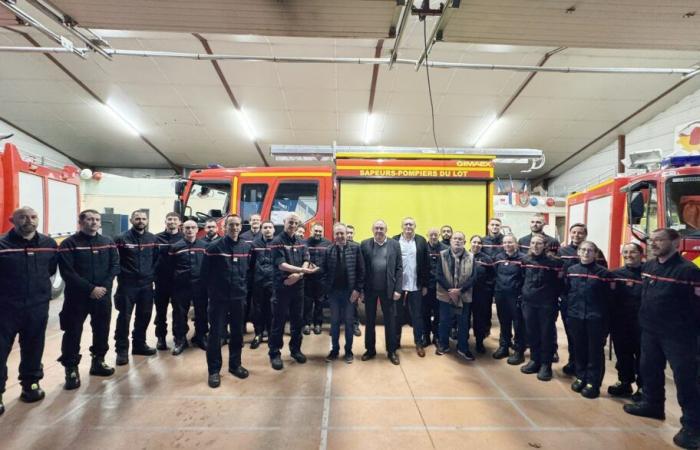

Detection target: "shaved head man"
[0, 207, 58, 414]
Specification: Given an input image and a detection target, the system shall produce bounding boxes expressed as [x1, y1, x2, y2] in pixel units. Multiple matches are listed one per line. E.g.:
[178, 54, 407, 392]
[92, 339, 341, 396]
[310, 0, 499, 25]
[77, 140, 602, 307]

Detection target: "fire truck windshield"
[184, 182, 230, 224]
[666, 176, 700, 237]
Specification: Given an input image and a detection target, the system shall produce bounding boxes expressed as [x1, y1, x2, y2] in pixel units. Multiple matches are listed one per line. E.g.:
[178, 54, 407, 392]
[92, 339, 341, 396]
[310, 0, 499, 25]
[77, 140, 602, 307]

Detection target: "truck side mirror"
[175, 180, 187, 196]
[629, 192, 645, 225]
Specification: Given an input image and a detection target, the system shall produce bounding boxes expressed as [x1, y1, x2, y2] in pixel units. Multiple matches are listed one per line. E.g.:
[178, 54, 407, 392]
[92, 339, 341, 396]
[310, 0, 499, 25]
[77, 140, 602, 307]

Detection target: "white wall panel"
[549, 86, 700, 197]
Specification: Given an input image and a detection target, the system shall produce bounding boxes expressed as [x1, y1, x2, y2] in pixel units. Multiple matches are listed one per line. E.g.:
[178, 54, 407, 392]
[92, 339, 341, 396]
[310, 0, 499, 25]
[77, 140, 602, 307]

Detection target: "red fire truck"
[565, 154, 700, 268]
[174, 152, 495, 242]
[0, 141, 81, 297]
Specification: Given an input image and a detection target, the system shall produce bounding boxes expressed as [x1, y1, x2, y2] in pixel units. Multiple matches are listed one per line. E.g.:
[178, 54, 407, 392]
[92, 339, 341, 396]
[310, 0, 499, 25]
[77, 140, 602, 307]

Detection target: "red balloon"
[92, 171, 103, 181]
[546, 197, 555, 207]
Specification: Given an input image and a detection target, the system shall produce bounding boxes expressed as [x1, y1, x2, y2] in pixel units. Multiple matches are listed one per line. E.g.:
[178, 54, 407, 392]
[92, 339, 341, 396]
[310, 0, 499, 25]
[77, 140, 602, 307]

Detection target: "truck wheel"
[51, 272, 65, 299]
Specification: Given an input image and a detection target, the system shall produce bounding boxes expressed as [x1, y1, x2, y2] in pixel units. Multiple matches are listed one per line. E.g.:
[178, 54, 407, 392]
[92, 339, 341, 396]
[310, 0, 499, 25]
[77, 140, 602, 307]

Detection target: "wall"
[548, 86, 700, 197]
[81, 173, 177, 232]
[1, 119, 75, 167]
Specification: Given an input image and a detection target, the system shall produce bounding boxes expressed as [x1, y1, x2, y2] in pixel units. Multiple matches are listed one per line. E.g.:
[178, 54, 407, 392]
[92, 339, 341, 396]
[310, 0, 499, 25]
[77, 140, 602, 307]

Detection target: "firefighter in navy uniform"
[624, 228, 700, 450]
[564, 241, 613, 399]
[518, 213, 559, 253]
[482, 218, 505, 258]
[249, 221, 276, 349]
[240, 213, 262, 243]
[556, 223, 607, 374]
[203, 214, 254, 388]
[113, 209, 160, 366]
[268, 213, 318, 371]
[58, 209, 120, 390]
[519, 234, 563, 381]
[153, 212, 183, 351]
[0, 207, 57, 415]
[304, 223, 331, 335]
[470, 235, 495, 355]
[168, 220, 208, 355]
[608, 242, 644, 399]
[203, 219, 221, 244]
[493, 234, 526, 362]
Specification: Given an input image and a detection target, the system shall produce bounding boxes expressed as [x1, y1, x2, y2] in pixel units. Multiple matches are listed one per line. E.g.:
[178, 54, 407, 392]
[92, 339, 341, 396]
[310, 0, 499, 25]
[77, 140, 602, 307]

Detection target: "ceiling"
[1, 0, 700, 180]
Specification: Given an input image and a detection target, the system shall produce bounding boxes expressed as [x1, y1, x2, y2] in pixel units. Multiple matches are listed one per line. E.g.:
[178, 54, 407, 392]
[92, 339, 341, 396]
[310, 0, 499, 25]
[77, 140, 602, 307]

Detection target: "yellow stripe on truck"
[339, 180, 487, 242]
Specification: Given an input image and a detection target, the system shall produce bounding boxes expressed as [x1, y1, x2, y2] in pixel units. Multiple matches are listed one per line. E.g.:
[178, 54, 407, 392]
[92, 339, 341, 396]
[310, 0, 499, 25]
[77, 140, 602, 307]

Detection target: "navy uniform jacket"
[114, 228, 159, 286]
[493, 251, 525, 297]
[58, 231, 120, 299]
[482, 233, 504, 258]
[155, 230, 183, 282]
[305, 236, 331, 283]
[519, 233, 559, 254]
[564, 262, 613, 320]
[639, 252, 700, 336]
[240, 229, 261, 244]
[168, 238, 207, 290]
[521, 253, 563, 307]
[201, 235, 253, 302]
[610, 265, 643, 319]
[0, 229, 57, 309]
[251, 236, 275, 289]
[271, 231, 310, 291]
[203, 234, 221, 245]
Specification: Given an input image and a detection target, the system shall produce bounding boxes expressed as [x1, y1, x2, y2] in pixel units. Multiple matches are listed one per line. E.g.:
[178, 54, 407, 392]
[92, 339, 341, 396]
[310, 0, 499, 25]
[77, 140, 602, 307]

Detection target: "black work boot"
[537, 364, 553, 381]
[507, 351, 525, 365]
[571, 378, 585, 393]
[156, 337, 169, 351]
[250, 335, 262, 350]
[64, 367, 81, 390]
[270, 355, 284, 371]
[520, 360, 540, 374]
[492, 346, 509, 359]
[581, 383, 600, 399]
[562, 362, 576, 376]
[313, 324, 322, 335]
[90, 357, 115, 377]
[229, 366, 249, 379]
[172, 340, 188, 356]
[303, 325, 311, 335]
[673, 427, 700, 449]
[132, 343, 157, 356]
[623, 401, 665, 420]
[607, 381, 633, 398]
[208, 373, 221, 388]
[291, 351, 307, 364]
[116, 350, 129, 366]
[191, 335, 208, 351]
[20, 383, 45, 403]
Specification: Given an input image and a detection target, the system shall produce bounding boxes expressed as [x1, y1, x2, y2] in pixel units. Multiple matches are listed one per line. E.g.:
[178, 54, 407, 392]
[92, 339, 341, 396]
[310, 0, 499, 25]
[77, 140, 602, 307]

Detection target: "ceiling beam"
[367, 39, 384, 115]
[388, 0, 412, 69]
[414, 0, 458, 71]
[537, 75, 700, 183]
[3, 26, 182, 173]
[0, 115, 89, 168]
[192, 33, 269, 167]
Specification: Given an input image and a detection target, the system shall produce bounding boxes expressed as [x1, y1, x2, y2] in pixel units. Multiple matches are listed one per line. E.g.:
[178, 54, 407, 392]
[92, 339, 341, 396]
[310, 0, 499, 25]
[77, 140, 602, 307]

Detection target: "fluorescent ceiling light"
[236, 108, 256, 141]
[473, 115, 500, 148]
[103, 102, 140, 137]
[363, 113, 376, 145]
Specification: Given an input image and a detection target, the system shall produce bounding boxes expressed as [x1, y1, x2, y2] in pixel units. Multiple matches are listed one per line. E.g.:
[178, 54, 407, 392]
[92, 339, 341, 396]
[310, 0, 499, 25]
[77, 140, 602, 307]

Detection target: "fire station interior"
[1, 1, 700, 449]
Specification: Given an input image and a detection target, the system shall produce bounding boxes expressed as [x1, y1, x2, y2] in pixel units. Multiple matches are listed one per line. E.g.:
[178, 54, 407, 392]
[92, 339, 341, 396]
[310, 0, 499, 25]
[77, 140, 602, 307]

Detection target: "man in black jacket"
[154, 212, 183, 351]
[168, 220, 208, 355]
[482, 218, 504, 258]
[440, 225, 453, 247]
[346, 224, 362, 338]
[0, 207, 57, 415]
[304, 223, 331, 335]
[268, 213, 318, 371]
[322, 223, 365, 363]
[114, 209, 160, 366]
[393, 217, 430, 357]
[360, 220, 403, 365]
[250, 221, 275, 349]
[202, 214, 254, 387]
[424, 228, 447, 346]
[203, 219, 220, 244]
[624, 228, 700, 449]
[58, 209, 120, 390]
[518, 213, 559, 253]
[240, 213, 262, 243]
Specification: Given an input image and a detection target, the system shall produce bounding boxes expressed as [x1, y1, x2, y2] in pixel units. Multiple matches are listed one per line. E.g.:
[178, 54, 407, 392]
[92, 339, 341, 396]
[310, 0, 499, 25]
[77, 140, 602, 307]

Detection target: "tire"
[51, 271, 65, 299]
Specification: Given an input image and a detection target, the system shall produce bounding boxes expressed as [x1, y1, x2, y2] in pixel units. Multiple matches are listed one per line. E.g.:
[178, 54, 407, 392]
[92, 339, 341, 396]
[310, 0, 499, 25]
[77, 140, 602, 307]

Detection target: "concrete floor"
[0, 299, 683, 450]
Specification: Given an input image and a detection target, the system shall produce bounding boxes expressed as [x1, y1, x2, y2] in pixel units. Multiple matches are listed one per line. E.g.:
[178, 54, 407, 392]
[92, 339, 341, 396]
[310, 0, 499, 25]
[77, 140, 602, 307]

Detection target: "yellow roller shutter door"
[339, 180, 487, 242]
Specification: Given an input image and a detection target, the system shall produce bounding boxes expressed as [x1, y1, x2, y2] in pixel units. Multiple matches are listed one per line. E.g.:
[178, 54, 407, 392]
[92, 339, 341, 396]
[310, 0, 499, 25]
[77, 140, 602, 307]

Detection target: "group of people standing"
[0, 205, 698, 449]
